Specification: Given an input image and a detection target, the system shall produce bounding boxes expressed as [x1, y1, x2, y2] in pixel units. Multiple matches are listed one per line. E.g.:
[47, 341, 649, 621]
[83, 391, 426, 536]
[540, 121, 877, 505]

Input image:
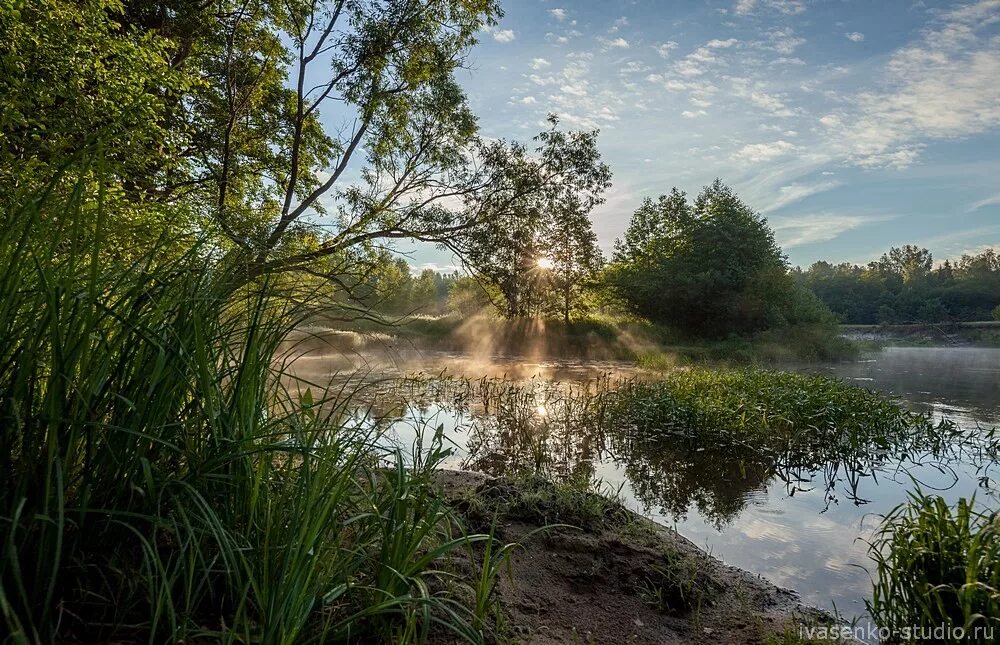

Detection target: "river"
[293, 343, 1000, 627]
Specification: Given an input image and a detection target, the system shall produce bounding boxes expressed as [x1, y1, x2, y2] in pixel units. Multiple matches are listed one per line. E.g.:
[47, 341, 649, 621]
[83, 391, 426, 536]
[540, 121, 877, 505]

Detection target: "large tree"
[3, 0, 540, 275]
[542, 194, 604, 322]
[3, 0, 619, 321]
[606, 180, 826, 336]
[460, 116, 611, 318]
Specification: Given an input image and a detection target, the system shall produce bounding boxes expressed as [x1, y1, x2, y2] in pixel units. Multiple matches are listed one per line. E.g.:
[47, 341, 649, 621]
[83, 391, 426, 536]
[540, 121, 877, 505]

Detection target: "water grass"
[0, 160, 503, 642]
[379, 368, 970, 526]
[867, 491, 1000, 643]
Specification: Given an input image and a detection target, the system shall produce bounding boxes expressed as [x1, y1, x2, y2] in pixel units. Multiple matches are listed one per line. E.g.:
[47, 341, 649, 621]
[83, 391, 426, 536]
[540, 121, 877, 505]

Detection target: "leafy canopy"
[606, 180, 830, 337]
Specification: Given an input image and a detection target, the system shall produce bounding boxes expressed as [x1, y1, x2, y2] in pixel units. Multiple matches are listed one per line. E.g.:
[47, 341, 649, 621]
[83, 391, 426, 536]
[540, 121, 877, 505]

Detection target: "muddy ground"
[433, 470, 836, 644]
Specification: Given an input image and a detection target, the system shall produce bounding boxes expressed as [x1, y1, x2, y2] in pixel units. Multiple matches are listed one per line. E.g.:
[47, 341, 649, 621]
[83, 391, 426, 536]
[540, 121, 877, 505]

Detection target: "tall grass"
[0, 160, 498, 642]
[867, 492, 1000, 643]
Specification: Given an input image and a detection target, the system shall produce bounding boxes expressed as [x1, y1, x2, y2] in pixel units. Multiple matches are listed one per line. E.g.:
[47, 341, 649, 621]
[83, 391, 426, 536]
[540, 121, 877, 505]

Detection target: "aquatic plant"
[386, 368, 969, 527]
[867, 492, 1000, 643]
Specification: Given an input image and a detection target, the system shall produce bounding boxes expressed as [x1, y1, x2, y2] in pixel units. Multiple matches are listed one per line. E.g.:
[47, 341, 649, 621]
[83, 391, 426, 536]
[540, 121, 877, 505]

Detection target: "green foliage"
[541, 193, 606, 321]
[0, 0, 192, 191]
[606, 180, 831, 337]
[0, 0, 200, 257]
[796, 247, 1000, 323]
[867, 493, 1000, 642]
[448, 275, 498, 317]
[0, 163, 505, 642]
[992, 303, 1000, 321]
[403, 369, 954, 528]
[462, 116, 612, 319]
[638, 545, 715, 616]
[462, 474, 628, 533]
[2, 0, 513, 282]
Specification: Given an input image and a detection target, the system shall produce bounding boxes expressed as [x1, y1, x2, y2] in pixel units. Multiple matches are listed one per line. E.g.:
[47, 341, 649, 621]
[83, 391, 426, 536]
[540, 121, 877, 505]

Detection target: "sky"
[404, 0, 1000, 271]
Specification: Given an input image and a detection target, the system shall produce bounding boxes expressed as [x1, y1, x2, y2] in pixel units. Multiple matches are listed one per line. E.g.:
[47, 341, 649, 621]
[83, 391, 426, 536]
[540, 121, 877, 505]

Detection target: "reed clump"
[0, 161, 503, 643]
[867, 492, 1000, 643]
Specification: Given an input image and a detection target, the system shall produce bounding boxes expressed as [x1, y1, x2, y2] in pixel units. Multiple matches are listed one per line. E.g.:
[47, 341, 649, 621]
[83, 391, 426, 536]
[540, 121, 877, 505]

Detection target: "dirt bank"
[434, 470, 836, 644]
[840, 321, 1000, 347]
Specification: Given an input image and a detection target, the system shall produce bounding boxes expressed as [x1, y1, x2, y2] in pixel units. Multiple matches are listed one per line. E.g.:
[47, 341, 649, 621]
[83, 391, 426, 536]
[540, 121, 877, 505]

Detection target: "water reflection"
[368, 347, 1000, 626]
[304, 345, 1000, 624]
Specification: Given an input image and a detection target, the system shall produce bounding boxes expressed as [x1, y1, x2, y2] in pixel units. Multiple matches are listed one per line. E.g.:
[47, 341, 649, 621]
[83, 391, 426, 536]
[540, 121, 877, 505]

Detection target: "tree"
[606, 180, 823, 336]
[542, 194, 604, 322]
[4, 0, 521, 285]
[878, 245, 933, 284]
[447, 275, 495, 316]
[459, 116, 612, 318]
[611, 189, 690, 264]
[799, 246, 1000, 323]
[0, 0, 198, 256]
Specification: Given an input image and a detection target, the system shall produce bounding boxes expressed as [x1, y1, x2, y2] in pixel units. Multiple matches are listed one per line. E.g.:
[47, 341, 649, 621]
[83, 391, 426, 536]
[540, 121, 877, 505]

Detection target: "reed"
[867, 491, 1000, 643]
[0, 159, 499, 642]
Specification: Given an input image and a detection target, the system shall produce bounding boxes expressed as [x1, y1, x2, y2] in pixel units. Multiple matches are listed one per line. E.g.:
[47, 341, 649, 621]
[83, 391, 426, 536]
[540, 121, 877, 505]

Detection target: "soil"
[433, 470, 835, 645]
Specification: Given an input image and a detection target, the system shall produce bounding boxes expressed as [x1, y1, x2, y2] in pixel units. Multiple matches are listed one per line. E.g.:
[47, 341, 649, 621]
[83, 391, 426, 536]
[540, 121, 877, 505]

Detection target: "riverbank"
[840, 321, 1000, 347]
[434, 470, 836, 644]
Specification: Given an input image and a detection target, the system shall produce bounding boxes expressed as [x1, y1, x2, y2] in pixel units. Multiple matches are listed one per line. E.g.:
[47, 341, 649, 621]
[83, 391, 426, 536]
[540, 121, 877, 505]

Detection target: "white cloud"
[769, 0, 806, 15]
[559, 82, 589, 97]
[610, 16, 629, 33]
[619, 61, 650, 74]
[528, 73, 557, 86]
[846, 32, 865, 42]
[655, 41, 679, 58]
[831, 0, 1000, 168]
[734, 140, 797, 162]
[758, 27, 806, 54]
[603, 37, 630, 49]
[529, 58, 550, 70]
[748, 90, 795, 117]
[706, 38, 739, 49]
[765, 181, 841, 211]
[516, 96, 537, 105]
[968, 192, 1000, 211]
[682, 109, 708, 118]
[493, 29, 515, 43]
[771, 213, 892, 248]
[411, 262, 461, 275]
[549, 8, 567, 21]
[734, 0, 805, 15]
[819, 114, 842, 127]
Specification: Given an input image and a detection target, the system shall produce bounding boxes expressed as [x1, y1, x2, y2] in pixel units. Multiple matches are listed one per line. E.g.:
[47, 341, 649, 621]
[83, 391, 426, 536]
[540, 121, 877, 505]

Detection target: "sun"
[536, 257, 555, 269]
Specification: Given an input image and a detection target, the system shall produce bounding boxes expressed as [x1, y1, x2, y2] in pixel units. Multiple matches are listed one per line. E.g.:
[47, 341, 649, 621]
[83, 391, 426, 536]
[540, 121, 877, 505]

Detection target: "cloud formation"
[493, 29, 515, 43]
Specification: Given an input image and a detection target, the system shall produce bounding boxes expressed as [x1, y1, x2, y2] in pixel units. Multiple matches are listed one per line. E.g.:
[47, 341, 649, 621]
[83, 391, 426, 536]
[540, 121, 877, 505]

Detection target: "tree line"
[794, 247, 1000, 324]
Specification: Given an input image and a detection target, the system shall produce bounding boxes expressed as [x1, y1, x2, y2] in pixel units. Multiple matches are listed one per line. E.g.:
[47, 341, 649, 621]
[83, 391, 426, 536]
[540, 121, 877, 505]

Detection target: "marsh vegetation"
[3, 0, 999, 643]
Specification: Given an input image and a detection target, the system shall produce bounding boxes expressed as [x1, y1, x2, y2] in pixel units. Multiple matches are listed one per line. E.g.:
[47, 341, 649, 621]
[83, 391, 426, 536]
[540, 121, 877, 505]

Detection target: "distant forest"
[793, 246, 1000, 324]
[375, 244, 1000, 327]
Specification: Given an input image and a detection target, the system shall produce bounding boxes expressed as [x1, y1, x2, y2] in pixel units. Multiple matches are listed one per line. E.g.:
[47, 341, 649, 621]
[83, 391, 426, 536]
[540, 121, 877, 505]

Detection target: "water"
[301, 345, 1000, 625]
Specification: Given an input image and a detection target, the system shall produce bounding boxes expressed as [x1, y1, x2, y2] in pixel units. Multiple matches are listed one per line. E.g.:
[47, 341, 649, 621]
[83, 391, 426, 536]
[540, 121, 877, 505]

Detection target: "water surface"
[300, 345, 1000, 624]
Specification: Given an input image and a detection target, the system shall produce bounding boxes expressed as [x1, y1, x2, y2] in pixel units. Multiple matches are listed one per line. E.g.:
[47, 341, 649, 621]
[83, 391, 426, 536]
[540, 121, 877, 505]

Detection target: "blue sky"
[404, 0, 999, 271]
